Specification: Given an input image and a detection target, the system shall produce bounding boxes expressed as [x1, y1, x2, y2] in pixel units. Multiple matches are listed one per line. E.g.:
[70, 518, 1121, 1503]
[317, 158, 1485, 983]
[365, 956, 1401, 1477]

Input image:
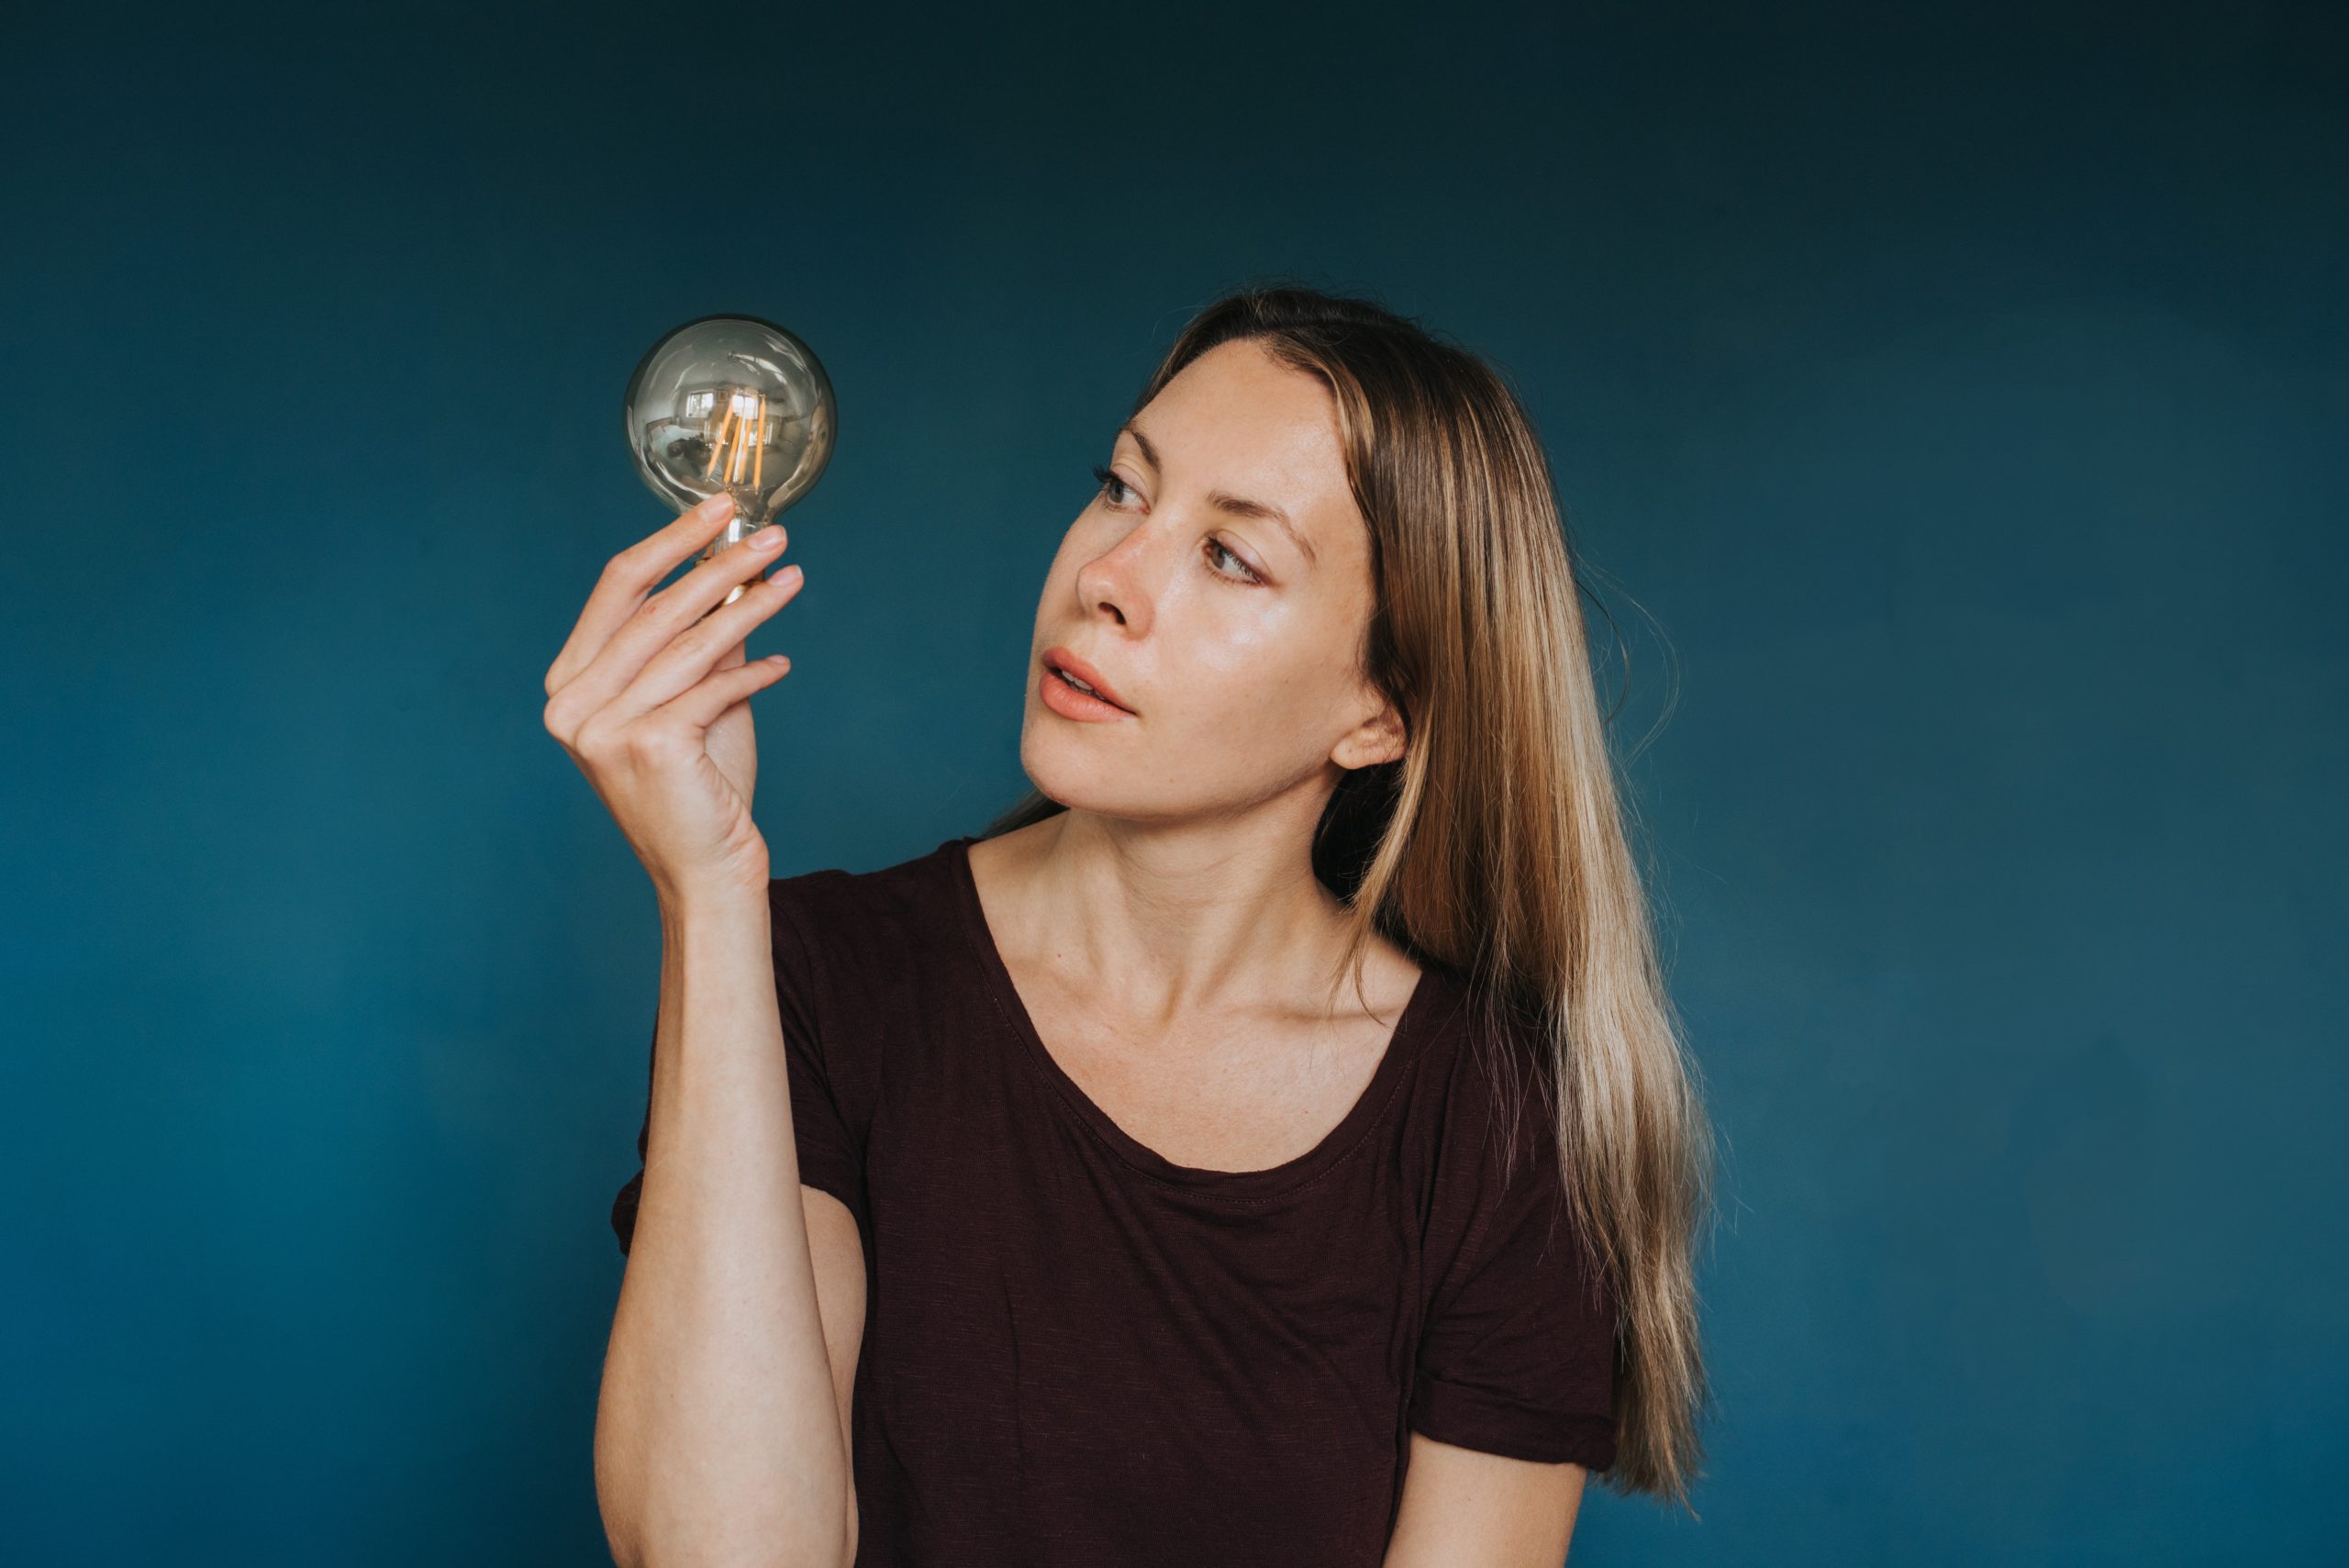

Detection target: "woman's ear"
[1331, 695, 1408, 771]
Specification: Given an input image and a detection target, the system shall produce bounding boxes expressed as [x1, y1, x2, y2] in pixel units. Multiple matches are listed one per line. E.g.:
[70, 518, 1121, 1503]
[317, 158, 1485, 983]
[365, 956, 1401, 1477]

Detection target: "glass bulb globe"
[623, 313, 837, 606]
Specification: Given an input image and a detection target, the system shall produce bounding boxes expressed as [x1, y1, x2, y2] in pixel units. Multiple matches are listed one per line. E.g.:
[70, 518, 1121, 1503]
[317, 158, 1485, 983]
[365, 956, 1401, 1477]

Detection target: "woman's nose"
[1074, 523, 1163, 630]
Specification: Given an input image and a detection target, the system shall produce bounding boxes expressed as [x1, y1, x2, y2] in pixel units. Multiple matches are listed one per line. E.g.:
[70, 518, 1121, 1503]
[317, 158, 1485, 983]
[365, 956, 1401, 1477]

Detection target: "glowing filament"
[703, 403, 738, 480]
[698, 388, 772, 493]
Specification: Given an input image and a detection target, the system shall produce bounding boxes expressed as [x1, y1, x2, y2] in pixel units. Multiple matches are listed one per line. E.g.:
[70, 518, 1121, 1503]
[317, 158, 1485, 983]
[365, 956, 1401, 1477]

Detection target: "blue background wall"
[4, 1, 2341, 1562]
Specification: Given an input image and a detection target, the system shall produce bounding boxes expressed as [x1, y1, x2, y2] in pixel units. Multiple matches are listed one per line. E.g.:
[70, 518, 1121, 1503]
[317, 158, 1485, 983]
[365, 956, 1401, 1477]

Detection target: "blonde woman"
[558, 284, 1714, 1566]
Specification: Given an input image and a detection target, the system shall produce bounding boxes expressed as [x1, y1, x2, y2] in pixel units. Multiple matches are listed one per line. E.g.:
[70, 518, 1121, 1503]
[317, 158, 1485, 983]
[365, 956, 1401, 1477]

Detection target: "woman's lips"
[1040, 662, 1135, 721]
[1041, 647, 1132, 710]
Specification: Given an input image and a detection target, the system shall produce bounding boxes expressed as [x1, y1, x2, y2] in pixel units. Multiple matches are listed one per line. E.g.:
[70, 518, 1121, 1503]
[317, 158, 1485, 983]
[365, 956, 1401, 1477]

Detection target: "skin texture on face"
[1022, 338, 1406, 825]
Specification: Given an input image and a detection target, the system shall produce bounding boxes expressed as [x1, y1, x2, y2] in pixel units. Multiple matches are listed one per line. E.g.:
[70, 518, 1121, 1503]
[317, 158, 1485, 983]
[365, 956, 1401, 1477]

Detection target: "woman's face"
[1021, 337, 1404, 824]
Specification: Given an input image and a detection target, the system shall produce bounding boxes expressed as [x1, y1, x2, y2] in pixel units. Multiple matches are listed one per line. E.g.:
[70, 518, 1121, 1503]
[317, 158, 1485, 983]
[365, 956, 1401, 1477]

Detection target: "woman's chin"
[1018, 735, 1154, 817]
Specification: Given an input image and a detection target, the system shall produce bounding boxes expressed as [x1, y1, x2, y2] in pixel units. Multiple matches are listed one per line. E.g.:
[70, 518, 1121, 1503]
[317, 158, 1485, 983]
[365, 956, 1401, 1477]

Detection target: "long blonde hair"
[985, 283, 1716, 1507]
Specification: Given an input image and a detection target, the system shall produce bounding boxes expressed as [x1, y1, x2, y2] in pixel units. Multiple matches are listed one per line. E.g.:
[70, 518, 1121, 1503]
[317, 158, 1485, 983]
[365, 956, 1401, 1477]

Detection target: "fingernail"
[701, 493, 734, 518]
[751, 526, 784, 549]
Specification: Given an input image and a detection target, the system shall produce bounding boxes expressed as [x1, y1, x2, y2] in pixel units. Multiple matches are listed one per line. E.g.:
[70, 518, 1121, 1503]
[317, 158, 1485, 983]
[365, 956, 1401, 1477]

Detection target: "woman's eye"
[1205, 537, 1264, 585]
[1089, 463, 1134, 506]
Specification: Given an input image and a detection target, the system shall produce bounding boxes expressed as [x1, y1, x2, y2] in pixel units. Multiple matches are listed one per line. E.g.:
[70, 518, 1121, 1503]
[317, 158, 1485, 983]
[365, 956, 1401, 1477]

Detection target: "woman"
[554, 284, 1714, 1566]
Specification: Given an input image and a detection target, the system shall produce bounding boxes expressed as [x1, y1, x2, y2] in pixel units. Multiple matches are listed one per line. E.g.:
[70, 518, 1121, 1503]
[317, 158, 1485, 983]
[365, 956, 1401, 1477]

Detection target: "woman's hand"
[542, 494, 807, 906]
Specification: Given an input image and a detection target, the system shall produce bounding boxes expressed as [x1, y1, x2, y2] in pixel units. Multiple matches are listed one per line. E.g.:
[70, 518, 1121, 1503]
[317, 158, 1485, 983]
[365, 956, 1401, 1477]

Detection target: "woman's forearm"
[595, 887, 852, 1568]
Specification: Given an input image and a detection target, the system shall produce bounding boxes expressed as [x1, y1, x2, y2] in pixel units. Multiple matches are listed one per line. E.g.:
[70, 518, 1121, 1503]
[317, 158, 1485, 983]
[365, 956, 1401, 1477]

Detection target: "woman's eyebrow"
[1116, 420, 1319, 567]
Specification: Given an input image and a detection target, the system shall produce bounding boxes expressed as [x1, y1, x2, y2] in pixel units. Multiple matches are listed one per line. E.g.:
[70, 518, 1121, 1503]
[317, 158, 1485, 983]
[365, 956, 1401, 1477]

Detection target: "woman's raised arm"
[543, 495, 854, 1568]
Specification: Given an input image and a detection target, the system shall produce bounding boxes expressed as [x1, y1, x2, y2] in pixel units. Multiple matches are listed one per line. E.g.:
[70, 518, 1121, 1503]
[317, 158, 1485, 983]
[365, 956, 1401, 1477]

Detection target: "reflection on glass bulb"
[623, 313, 837, 606]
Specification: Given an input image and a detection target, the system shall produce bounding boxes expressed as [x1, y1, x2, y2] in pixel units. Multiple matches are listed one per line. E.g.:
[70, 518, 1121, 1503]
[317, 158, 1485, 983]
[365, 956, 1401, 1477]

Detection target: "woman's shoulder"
[770, 833, 972, 932]
[1402, 965, 1566, 1183]
[766, 835, 980, 1007]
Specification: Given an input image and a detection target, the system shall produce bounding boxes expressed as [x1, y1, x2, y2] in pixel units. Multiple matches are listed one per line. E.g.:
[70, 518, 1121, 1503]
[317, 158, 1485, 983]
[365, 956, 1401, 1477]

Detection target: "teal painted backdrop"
[4, 1, 2340, 1562]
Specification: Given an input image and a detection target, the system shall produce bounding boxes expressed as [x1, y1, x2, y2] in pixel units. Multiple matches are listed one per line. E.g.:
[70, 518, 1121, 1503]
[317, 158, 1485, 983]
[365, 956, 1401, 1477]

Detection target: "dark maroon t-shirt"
[612, 834, 1619, 1565]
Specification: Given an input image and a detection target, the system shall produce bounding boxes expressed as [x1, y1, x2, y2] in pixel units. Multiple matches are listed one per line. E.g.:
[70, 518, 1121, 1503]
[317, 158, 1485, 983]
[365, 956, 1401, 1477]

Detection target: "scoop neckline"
[941, 832, 1439, 1199]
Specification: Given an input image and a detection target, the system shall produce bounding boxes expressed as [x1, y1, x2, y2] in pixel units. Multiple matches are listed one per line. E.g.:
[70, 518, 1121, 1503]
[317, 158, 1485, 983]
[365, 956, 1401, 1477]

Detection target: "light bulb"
[623, 313, 837, 606]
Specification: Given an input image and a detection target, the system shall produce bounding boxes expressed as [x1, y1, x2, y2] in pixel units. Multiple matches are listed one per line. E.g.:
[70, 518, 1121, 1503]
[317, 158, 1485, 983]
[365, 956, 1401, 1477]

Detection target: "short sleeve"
[1407, 1079, 1620, 1468]
[610, 872, 871, 1255]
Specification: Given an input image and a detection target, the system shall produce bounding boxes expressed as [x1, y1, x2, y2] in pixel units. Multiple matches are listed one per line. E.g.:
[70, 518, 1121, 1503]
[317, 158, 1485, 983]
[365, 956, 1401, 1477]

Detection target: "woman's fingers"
[542, 494, 753, 699]
[596, 521, 790, 684]
[661, 648, 793, 734]
[543, 517, 794, 745]
[598, 562, 806, 730]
